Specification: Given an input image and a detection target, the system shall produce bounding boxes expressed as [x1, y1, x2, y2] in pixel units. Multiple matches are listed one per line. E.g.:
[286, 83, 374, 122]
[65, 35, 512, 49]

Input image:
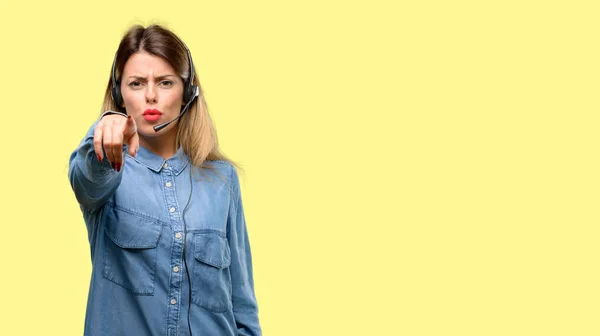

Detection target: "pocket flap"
[194, 233, 231, 269]
[104, 208, 162, 249]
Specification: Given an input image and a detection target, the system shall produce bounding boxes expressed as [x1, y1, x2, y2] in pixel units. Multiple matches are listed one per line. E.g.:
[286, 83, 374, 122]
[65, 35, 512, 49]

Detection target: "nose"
[146, 86, 157, 104]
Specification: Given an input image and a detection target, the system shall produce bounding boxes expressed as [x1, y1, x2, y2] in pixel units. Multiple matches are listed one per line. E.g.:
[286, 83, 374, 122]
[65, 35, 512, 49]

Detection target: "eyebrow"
[126, 75, 177, 81]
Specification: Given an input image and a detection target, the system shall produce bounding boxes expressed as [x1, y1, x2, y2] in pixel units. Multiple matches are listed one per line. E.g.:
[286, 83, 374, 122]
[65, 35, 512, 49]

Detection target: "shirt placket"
[162, 162, 185, 335]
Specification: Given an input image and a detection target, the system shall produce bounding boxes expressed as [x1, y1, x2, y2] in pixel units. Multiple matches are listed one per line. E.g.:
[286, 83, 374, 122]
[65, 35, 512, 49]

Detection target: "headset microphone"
[153, 86, 199, 132]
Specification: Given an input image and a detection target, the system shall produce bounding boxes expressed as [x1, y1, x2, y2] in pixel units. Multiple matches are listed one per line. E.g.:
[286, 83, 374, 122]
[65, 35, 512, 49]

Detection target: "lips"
[143, 109, 162, 122]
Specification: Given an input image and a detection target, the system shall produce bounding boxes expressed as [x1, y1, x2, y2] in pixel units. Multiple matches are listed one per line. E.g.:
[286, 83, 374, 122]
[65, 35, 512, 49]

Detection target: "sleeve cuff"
[99, 110, 128, 120]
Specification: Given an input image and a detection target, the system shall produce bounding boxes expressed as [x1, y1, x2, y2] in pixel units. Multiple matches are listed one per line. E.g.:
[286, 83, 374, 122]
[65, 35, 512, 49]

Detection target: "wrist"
[100, 110, 128, 120]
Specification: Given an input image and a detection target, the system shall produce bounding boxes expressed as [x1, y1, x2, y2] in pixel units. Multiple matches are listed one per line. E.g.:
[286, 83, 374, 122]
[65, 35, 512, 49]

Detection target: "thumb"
[128, 131, 140, 157]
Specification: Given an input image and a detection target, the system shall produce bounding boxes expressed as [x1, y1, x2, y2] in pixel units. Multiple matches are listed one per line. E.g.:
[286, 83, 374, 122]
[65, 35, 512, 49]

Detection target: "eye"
[128, 81, 142, 88]
[160, 80, 174, 87]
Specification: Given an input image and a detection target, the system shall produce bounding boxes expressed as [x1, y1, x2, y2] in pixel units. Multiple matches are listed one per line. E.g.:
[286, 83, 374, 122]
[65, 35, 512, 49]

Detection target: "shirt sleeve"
[226, 164, 262, 336]
[68, 120, 124, 213]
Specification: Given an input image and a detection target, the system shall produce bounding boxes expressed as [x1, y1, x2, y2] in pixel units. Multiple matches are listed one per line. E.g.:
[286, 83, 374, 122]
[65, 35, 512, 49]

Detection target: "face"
[120, 51, 185, 138]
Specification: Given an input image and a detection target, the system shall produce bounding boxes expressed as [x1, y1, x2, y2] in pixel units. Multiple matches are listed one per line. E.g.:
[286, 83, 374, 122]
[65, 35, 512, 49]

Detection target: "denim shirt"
[68, 121, 261, 336]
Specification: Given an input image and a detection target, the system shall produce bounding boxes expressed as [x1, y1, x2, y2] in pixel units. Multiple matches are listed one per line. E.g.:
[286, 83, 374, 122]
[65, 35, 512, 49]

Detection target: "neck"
[139, 127, 179, 160]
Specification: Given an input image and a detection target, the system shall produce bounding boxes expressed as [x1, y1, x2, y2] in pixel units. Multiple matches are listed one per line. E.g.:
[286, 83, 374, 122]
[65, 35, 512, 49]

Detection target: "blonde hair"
[99, 24, 243, 180]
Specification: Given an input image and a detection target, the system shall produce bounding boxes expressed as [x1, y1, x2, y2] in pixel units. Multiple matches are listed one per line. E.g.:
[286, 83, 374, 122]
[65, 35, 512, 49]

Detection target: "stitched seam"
[101, 271, 154, 295]
[228, 164, 239, 215]
[105, 201, 167, 225]
[193, 234, 230, 268]
[187, 229, 226, 236]
[129, 154, 163, 172]
[101, 247, 155, 295]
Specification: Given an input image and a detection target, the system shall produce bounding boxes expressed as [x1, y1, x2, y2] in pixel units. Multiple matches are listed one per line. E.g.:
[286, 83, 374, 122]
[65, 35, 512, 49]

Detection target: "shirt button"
[173, 266, 179, 272]
[166, 181, 172, 187]
[171, 299, 177, 305]
[163, 163, 168, 168]
[169, 207, 175, 213]
[175, 232, 182, 239]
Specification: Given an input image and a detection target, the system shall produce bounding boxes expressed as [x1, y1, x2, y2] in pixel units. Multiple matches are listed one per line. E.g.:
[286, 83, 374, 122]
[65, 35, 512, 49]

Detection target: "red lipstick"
[143, 109, 162, 122]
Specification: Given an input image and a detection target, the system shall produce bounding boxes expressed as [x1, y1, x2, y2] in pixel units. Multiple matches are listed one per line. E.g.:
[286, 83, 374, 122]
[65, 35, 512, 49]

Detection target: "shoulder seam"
[229, 164, 239, 213]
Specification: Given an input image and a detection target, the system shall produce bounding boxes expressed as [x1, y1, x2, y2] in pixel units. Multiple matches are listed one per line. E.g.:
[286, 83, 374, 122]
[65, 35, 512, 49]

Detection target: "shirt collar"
[130, 145, 190, 176]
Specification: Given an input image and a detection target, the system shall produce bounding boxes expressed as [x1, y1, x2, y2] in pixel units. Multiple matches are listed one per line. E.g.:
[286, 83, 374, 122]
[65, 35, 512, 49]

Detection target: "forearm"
[68, 121, 123, 212]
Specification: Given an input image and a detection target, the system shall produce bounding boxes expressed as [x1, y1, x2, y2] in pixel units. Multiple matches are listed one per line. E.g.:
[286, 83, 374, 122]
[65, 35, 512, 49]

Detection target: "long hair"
[100, 24, 242, 180]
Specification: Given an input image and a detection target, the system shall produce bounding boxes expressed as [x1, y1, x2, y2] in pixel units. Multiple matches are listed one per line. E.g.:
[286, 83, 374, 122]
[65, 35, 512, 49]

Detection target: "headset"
[110, 41, 200, 132]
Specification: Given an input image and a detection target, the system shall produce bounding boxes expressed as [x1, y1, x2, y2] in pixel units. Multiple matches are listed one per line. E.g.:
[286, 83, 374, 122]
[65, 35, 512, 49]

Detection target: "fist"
[94, 114, 139, 172]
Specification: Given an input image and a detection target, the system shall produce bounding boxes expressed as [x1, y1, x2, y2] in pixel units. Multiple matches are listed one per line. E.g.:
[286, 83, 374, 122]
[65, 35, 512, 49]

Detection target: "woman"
[68, 24, 261, 336]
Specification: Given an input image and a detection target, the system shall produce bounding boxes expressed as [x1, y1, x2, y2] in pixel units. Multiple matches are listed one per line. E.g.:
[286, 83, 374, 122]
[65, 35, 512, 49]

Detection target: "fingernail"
[117, 163, 121, 172]
[97, 155, 102, 163]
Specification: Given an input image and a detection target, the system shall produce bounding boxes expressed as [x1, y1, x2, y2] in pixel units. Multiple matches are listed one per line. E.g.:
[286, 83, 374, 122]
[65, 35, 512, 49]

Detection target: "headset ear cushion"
[111, 82, 123, 107]
[183, 84, 191, 104]
[184, 83, 199, 104]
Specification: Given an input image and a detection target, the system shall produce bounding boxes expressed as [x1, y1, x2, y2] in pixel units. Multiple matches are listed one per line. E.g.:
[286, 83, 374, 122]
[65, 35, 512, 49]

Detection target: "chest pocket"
[102, 206, 163, 295]
[191, 232, 233, 313]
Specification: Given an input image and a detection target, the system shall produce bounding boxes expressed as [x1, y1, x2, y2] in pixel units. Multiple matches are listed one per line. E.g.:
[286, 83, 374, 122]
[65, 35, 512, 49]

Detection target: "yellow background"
[0, 0, 599, 335]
